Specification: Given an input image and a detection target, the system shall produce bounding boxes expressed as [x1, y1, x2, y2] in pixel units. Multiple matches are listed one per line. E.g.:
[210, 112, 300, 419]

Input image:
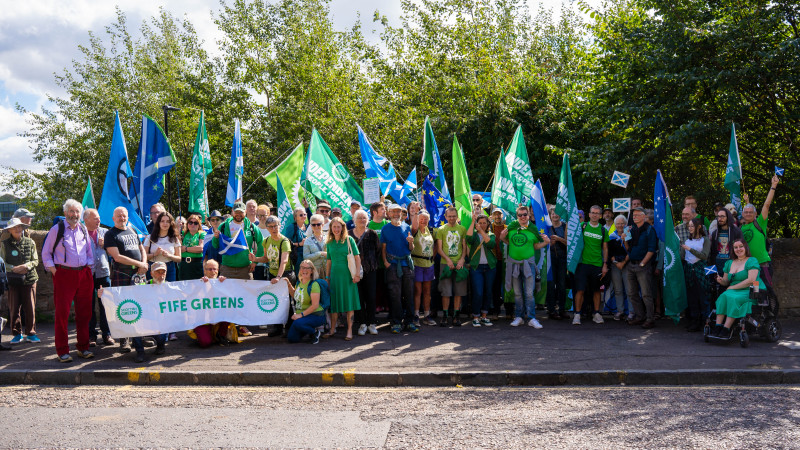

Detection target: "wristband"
[300, 312, 304, 317]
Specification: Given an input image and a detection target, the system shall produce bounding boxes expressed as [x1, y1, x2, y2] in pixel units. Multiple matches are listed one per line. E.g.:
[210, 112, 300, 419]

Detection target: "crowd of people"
[0, 174, 781, 362]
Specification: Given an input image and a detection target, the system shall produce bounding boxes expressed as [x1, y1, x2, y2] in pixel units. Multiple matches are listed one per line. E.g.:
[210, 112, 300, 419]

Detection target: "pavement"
[1, 314, 799, 386]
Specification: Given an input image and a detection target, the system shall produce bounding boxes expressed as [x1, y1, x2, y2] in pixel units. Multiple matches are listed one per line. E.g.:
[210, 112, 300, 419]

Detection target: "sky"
[0, 0, 593, 185]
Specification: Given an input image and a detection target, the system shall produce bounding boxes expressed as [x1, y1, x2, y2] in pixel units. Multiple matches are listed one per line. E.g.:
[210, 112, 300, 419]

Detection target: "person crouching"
[190, 260, 234, 348]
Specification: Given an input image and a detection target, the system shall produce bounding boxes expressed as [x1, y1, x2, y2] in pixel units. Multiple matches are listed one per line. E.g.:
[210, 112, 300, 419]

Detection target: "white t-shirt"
[144, 235, 179, 263]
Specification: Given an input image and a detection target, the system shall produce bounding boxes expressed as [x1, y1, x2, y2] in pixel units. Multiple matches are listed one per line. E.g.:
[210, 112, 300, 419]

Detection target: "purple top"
[42, 222, 93, 269]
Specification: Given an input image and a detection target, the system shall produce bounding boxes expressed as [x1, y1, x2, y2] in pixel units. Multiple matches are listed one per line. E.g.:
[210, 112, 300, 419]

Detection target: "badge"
[11, 250, 18, 257]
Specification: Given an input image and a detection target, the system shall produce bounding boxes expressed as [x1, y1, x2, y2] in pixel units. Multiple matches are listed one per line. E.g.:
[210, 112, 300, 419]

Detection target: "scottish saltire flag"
[775, 166, 784, 176]
[613, 198, 631, 212]
[202, 232, 215, 257]
[218, 228, 248, 255]
[397, 167, 418, 205]
[421, 175, 451, 227]
[531, 179, 552, 305]
[704, 266, 718, 276]
[97, 111, 147, 235]
[654, 170, 687, 320]
[422, 117, 451, 203]
[610, 171, 630, 188]
[724, 123, 743, 212]
[225, 119, 244, 207]
[129, 115, 176, 224]
[358, 125, 400, 198]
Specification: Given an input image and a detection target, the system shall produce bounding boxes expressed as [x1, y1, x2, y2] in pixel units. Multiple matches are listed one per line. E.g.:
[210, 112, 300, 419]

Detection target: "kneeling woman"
[712, 239, 762, 337]
[284, 259, 326, 344]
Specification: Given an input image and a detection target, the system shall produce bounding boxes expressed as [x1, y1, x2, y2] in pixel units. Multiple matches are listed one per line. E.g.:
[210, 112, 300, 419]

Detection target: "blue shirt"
[380, 221, 412, 266]
[628, 222, 658, 262]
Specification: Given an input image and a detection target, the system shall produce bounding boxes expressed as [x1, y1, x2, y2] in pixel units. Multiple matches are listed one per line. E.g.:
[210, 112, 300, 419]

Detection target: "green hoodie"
[212, 217, 264, 268]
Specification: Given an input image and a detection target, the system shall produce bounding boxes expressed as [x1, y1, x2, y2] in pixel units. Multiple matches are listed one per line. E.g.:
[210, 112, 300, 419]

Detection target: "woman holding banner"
[324, 218, 361, 340]
[284, 259, 326, 344]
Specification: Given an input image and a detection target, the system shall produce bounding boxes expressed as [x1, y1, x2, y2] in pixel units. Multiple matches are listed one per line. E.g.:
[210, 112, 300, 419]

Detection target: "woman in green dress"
[179, 213, 206, 280]
[324, 217, 362, 340]
[712, 239, 763, 337]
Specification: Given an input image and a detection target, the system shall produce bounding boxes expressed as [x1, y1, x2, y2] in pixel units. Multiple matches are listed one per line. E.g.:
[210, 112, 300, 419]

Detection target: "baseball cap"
[13, 208, 35, 218]
[208, 210, 222, 219]
[330, 207, 342, 215]
[151, 261, 167, 272]
[350, 199, 362, 207]
[233, 201, 246, 213]
[387, 203, 402, 211]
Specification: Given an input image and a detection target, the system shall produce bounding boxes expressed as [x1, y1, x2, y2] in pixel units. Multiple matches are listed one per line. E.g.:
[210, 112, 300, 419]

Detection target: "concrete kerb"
[1, 369, 800, 386]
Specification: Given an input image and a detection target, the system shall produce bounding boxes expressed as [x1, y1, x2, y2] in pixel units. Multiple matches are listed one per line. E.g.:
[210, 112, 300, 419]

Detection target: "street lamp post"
[163, 104, 180, 214]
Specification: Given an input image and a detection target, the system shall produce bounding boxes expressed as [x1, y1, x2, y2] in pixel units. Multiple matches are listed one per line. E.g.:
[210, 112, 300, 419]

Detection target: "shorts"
[574, 263, 602, 293]
[438, 266, 468, 297]
[415, 265, 435, 283]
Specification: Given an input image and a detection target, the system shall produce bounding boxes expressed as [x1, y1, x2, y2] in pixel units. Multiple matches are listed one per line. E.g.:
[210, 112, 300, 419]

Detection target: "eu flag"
[421, 175, 451, 227]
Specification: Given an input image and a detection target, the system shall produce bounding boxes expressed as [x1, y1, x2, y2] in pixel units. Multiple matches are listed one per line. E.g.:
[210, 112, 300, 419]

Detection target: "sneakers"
[238, 326, 253, 337]
[89, 339, 97, 347]
[119, 338, 132, 353]
[481, 317, 493, 327]
[593, 313, 605, 324]
[0, 317, 6, 331]
[424, 315, 437, 326]
[58, 354, 73, 363]
[413, 316, 421, 328]
[311, 329, 321, 344]
[472, 318, 481, 327]
[103, 336, 116, 346]
[510, 317, 524, 327]
[368, 324, 378, 335]
[26, 335, 41, 343]
[572, 314, 581, 325]
[406, 323, 419, 333]
[10, 335, 24, 345]
[357, 324, 368, 336]
[528, 318, 543, 329]
[75, 350, 94, 359]
[391, 324, 402, 334]
[613, 312, 623, 321]
[439, 316, 449, 327]
[168, 333, 178, 341]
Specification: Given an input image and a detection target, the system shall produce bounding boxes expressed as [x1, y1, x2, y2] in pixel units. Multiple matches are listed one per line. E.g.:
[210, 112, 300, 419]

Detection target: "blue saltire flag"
[225, 119, 244, 207]
[421, 174, 451, 227]
[358, 125, 401, 199]
[129, 115, 177, 224]
[704, 266, 718, 276]
[202, 231, 215, 257]
[775, 166, 784, 177]
[400, 167, 417, 200]
[218, 228, 248, 255]
[531, 179, 553, 288]
[97, 111, 148, 235]
[611, 170, 630, 188]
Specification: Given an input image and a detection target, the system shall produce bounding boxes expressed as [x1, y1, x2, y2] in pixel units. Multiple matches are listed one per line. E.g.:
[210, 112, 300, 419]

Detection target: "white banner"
[100, 279, 290, 338]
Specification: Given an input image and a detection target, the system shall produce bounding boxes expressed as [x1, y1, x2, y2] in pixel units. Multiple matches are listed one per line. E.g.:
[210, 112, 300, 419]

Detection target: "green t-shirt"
[181, 230, 206, 258]
[741, 213, 770, 264]
[580, 222, 609, 267]
[412, 228, 435, 268]
[506, 221, 542, 261]
[264, 235, 292, 276]
[435, 223, 467, 261]
[294, 280, 323, 315]
[368, 219, 389, 237]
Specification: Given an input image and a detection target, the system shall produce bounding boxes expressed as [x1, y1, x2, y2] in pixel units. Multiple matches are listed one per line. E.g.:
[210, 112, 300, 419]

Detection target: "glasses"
[266, 224, 278, 229]
[311, 223, 322, 227]
[318, 209, 331, 214]
[188, 221, 200, 225]
[297, 213, 307, 217]
[716, 214, 727, 219]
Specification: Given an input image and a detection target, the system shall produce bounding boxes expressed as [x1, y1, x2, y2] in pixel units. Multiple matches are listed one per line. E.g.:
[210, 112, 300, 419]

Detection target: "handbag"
[346, 236, 361, 279]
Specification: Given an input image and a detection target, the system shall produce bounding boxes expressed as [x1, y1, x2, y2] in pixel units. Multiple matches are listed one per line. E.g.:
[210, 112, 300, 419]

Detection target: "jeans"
[356, 270, 377, 325]
[470, 265, 496, 317]
[386, 264, 414, 325]
[546, 255, 568, 314]
[512, 270, 536, 320]
[287, 314, 326, 343]
[627, 262, 655, 321]
[132, 334, 166, 353]
[89, 276, 111, 341]
[608, 263, 629, 314]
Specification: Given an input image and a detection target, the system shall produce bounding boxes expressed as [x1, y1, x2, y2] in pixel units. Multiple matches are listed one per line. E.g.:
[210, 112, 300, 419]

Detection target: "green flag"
[451, 135, 473, 228]
[81, 178, 96, 211]
[276, 174, 294, 236]
[724, 123, 742, 211]
[188, 111, 213, 220]
[264, 143, 308, 213]
[654, 170, 687, 320]
[504, 126, 535, 199]
[301, 129, 364, 221]
[490, 149, 519, 221]
[554, 153, 583, 273]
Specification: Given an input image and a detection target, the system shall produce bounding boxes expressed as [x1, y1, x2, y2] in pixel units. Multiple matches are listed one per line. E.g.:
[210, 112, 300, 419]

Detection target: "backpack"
[311, 278, 331, 312]
[0, 255, 7, 297]
[51, 219, 88, 256]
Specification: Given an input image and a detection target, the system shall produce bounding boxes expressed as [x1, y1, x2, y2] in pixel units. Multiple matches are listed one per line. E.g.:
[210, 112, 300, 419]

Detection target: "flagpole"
[163, 104, 180, 214]
[242, 141, 300, 197]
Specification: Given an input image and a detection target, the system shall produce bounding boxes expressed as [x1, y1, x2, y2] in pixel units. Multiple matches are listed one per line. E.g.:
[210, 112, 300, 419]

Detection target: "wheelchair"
[703, 286, 781, 348]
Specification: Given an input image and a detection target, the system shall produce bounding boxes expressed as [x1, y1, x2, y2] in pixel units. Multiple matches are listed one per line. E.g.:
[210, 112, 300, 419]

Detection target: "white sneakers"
[510, 317, 524, 327]
[367, 324, 378, 335]
[528, 318, 543, 329]
[357, 324, 368, 336]
[572, 314, 581, 325]
[593, 312, 605, 324]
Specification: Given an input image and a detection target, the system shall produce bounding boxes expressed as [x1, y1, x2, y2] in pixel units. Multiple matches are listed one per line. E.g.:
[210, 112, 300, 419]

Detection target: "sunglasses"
[311, 223, 322, 227]
[188, 221, 200, 225]
[517, 213, 528, 217]
[318, 209, 331, 213]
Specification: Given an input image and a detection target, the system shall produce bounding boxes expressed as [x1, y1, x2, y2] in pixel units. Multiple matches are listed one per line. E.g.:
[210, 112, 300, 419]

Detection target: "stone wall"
[2, 232, 799, 317]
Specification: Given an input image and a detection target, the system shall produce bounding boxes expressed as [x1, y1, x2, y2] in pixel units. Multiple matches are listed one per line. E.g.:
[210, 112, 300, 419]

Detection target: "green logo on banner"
[116, 299, 142, 325]
[256, 291, 279, 314]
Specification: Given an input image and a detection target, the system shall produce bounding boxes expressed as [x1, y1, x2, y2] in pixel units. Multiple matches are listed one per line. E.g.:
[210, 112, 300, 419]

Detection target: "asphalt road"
[5, 385, 799, 448]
